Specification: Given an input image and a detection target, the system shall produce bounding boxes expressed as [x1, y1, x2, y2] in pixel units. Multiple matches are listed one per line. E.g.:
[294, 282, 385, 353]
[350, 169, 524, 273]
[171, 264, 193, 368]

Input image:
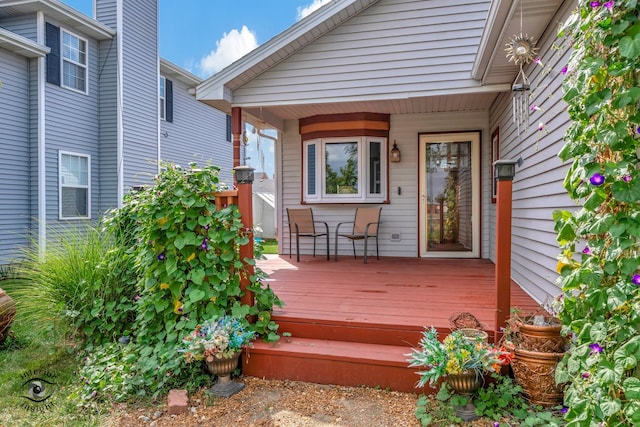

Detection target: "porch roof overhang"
[471, 0, 567, 86]
[196, 0, 566, 131]
[0, 26, 50, 57]
[0, 0, 115, 40]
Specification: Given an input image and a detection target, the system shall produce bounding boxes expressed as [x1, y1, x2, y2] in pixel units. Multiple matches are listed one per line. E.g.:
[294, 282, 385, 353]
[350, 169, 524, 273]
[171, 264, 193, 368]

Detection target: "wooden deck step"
[274, 316, 454, 347]
[243, 337, 421, 393]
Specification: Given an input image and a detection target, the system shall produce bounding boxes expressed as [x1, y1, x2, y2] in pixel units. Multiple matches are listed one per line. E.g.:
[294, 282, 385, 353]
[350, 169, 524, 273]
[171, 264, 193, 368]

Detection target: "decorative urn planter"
[205, 351, 244, 398]
[0, 288, 16, 344]
[445, 371, 483, 421]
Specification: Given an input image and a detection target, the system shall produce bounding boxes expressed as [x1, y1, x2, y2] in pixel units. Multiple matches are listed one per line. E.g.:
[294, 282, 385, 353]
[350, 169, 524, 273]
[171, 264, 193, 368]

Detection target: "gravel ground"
[109, 377, 505, 427]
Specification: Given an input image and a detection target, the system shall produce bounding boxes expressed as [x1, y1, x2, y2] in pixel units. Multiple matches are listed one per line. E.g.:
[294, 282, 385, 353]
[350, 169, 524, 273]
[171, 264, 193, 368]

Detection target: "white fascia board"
[0, 27, 50, 57]
[471, 0, 514, 81]
[160, 58, 202, 87]
[196, 0, 379, 102]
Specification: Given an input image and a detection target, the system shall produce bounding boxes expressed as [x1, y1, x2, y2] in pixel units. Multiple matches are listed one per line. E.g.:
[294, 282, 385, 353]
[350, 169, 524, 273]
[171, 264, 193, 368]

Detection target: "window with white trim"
[159, 76, 173, 122]
[61, 29, 87, 93]
[303, 137, 387, 203]
[59, 152, 91, 219]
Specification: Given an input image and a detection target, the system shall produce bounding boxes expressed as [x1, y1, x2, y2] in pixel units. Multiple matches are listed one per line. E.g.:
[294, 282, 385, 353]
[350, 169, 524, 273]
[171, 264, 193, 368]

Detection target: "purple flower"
[178, 306, 184, 313]
[604, 0, 614, 10]
[534, 57, 542, 65]
[623, 175, 632, 183]
[589, 173, 605, 186]
[582, 246, 591, 255]
[561, 65, 568, 75]
[204, 225, 210, 230]
[582, 372, 591, 379]
[538, 122, 545, 132]
[590, 1, 601, 7]
[632, 274, 640, 285]
[134, 294, 140, 301]
[157, 253, 166, 260]
[530, 104, 540, 112]
[494, 423, 500, 427]
[200, 238, 209, 250]
[561, 407, 569, 414]
[589, 343, 604, 354]
[92, 390, 97, 397]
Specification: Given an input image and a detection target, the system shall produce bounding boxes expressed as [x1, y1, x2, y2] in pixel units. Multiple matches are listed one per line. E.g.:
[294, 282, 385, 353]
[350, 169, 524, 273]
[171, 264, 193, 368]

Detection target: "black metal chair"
[286, 208, 329, 262]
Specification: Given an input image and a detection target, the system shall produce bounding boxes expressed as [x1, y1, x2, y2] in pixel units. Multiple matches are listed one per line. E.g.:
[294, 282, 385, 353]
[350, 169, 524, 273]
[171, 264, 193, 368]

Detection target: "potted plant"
[407, 327, 513, 421]
[504, 303, 568, 407]
[180, 315, 256, 397]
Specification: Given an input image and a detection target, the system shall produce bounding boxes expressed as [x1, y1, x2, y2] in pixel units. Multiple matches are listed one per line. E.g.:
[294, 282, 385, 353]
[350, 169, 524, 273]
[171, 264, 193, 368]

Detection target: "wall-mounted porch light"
[234, 165, 255, 184]
[390, 141, 401, 163]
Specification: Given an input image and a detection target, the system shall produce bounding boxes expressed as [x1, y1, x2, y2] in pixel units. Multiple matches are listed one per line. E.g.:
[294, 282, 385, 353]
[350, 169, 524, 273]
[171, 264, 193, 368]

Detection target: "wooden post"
[495, 178, 513, 342]
[237, 178, 255, 309]
[231, 107, 242, 169]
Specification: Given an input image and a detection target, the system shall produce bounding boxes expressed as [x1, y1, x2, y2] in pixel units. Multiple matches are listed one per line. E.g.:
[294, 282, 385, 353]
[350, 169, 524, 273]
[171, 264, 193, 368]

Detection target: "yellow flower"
[187, 253, 196, 262]
[173, 300, 183, 314]
[160, 283, 170, 290]
[158, 217, 169, 226]
[210, 296, 216, 302]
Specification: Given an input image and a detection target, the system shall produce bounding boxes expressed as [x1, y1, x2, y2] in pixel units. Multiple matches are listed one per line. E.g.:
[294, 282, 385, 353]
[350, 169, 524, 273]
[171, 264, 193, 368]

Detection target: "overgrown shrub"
[122, 163, 283, 397]
[554, 1, 640, 425]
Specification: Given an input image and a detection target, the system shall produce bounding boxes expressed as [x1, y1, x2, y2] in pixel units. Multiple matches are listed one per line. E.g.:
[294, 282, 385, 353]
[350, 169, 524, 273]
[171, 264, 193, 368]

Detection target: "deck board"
[258, 255, 543, 332]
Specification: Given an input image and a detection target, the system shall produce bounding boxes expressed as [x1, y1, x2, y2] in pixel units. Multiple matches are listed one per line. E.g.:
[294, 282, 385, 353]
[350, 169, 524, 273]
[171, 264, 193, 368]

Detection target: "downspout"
[36, 11, 46, 259]
[116, 0, 124, 205]
[156, 6, 161, 172]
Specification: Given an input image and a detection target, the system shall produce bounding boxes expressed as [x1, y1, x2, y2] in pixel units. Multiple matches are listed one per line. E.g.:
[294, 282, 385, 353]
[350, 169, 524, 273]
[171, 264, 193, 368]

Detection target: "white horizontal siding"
[277, 110, 492, 259]
[234, 0, 491, 105]
[488, 4, 575, 304]
[0, 48, 31, 263]
[160, 77, 233, 185]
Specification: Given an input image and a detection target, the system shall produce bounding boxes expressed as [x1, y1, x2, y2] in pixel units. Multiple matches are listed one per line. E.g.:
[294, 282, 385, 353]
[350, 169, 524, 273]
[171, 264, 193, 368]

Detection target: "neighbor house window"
[303, 137, 387, 203]
[159, 76, 173, 122]
[62, 30, 87, 92]
[59, 152, 90, 219]
[45, 23, 88, 94]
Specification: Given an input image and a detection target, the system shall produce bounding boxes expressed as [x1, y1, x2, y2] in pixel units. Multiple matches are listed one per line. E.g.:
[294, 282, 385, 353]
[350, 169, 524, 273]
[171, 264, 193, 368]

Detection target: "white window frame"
[59, 151, 91, 219]
[303, 137, 387, 203]
[61, 28, 88, 94]
[159, 76, 166, 120]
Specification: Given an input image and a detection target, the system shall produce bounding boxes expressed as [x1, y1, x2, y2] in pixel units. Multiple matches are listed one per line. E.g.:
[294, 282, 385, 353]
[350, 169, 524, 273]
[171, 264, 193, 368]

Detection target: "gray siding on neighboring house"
[96, 0, 119, 211]
[0, 14, 37, 41]
[43, 18, 101, 223]
[0, 48, 31, 263]
[234, 0, 491, 105]
[121, 0, 158, 188]
[279, 111, 491, 259]
[488, 4, 575, 303]
[160, 76, 233, 185]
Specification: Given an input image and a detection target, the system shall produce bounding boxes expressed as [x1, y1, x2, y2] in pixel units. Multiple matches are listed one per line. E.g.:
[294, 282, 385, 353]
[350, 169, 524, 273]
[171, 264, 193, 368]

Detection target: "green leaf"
[600, 398, 622, 417]
[623, 377, 640, 400]
[620, 34, 640, 58]
[188, 289, 205, 303]
[189, 268, 205, 285]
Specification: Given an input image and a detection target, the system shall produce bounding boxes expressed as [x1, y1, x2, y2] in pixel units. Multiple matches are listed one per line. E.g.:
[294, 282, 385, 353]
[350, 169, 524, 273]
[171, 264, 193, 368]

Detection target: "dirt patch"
[110, 377, 420, 427]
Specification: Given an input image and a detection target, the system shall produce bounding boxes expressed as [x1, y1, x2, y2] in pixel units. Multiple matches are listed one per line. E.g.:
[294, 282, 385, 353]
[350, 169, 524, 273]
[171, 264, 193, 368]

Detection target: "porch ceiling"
[236, 91, 503, 131]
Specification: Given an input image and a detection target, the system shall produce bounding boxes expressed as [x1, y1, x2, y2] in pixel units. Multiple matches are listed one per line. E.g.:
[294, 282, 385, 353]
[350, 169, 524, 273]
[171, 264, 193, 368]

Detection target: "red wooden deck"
[243, 255, 543, 393]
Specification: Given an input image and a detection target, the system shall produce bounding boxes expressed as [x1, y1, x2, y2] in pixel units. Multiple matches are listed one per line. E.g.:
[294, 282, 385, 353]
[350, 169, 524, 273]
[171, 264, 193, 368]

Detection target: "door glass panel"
[425, 141, 472, 252]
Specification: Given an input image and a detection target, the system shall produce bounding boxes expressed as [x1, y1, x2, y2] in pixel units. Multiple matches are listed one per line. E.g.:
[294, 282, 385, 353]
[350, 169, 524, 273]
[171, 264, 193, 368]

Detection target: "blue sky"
[61, 0, 332, 78]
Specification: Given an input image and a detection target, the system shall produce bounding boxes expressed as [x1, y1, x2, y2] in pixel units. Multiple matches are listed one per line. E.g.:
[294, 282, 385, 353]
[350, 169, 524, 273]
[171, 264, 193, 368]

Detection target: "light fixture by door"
[390, 141, 401, 163]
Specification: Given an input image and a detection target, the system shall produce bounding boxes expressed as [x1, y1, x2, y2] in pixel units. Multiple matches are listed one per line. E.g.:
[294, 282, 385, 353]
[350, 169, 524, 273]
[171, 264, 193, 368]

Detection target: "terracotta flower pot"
[517, 316, 567, 353]
[0, 288, 16, 344]
[511, 347, 564, 407]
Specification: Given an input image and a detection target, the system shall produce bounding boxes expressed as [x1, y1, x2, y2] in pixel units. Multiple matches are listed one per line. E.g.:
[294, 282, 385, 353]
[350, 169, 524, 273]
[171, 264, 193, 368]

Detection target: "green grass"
[0, 321, 111, 427]
[260, 239, 278, 255]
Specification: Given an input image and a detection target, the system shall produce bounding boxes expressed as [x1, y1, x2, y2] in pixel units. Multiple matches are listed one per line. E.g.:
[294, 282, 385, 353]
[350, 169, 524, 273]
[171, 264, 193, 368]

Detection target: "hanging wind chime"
[504, 1, 538, 141]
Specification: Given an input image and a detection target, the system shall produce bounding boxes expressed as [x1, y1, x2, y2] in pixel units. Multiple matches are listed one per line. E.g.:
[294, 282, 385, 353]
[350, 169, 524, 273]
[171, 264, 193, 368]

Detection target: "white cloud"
[296, 0, 333, 20]
[198, 25, 258, 77]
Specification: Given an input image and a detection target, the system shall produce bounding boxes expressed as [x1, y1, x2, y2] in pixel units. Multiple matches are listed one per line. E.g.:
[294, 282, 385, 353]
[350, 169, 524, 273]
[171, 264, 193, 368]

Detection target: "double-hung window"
[303, 137, 387, 203]
[61, 30, 87, 93]
[45, 23, 88, 94]
[59, 152, 91, 219]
